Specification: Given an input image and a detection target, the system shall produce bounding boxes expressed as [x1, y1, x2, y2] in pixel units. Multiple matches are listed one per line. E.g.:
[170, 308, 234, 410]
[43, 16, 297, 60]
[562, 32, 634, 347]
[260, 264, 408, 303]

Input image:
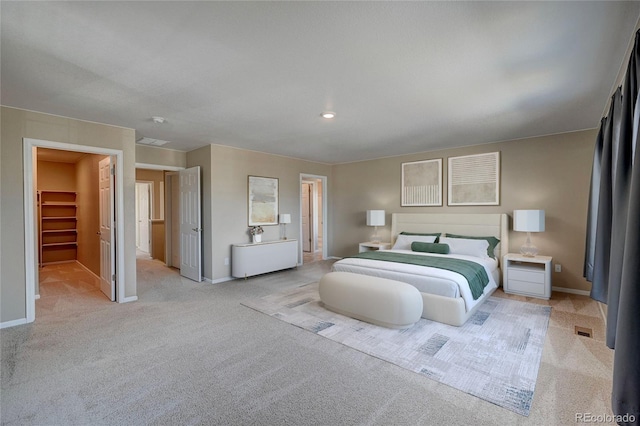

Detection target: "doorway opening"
[135, 181, 153, 257]
[34, 147, 115, 309]
[23, 138, 126, 324]
[300, 174, 327, 264]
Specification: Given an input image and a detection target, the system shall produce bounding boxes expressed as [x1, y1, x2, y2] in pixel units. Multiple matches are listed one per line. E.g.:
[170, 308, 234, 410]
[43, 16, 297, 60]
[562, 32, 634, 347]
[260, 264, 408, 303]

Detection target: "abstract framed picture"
[248, 176, 279, 226]
[401, 158, 442, 206]
[448, 152, 500, 206]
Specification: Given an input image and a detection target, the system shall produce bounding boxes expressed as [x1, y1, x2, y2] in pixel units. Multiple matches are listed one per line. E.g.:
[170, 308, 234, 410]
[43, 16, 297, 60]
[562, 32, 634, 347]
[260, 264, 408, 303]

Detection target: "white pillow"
[439, 237, 489, 259]
[392, 234, 437, 250]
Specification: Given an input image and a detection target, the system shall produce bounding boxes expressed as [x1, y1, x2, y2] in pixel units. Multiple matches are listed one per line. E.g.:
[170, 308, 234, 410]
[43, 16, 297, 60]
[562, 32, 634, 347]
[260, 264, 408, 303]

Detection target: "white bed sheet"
[331, 249, 499, 312]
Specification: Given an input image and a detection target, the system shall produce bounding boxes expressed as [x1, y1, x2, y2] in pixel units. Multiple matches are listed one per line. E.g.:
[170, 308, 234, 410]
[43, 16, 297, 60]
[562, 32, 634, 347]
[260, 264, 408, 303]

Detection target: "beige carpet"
[1, 258, 615, 425]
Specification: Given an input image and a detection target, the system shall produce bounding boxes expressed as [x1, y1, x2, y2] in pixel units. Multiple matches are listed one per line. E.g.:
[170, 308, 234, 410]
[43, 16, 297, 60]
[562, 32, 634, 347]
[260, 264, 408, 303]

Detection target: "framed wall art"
[401, 158, 442, 206]
[248, 175, 279, 226]
[448, 152, 500, 206]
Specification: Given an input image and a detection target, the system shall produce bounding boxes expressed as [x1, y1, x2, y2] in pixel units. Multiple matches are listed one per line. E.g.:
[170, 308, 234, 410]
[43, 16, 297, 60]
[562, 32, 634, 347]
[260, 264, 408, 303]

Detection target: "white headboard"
[391, 213, 509, 261]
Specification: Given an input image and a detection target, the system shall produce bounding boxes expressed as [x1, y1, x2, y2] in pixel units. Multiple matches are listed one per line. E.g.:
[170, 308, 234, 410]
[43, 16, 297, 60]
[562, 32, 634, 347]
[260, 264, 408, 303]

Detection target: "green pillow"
[411, 242, 450, 254]
[400, 231, 441, 242]
[445, 234, 500, 259]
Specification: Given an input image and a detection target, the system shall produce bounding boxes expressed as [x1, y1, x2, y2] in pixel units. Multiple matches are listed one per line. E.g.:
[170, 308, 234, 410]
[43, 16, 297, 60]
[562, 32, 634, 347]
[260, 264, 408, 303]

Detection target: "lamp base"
[520, 233, 538, 257]
[370, 226, 381, 244]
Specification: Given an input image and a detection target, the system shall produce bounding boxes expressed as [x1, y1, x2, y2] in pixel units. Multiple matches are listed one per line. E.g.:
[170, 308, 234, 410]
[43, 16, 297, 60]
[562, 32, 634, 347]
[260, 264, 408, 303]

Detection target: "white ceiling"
[2, 2, 639, 164]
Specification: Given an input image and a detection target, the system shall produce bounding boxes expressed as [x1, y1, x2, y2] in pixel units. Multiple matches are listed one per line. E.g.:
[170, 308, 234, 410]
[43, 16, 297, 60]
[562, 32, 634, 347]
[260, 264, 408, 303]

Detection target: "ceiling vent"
[136, 137, 171, 147]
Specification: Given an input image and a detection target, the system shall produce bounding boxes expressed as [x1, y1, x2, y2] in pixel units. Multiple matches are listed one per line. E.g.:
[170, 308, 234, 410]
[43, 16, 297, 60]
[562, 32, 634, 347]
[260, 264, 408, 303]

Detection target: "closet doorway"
[23, 138, 125, 324]
[300, 174, 327, 264]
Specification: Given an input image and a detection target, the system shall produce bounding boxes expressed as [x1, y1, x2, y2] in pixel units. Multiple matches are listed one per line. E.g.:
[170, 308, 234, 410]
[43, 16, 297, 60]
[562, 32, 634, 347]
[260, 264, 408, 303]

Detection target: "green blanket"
[347, 251, 490, 300]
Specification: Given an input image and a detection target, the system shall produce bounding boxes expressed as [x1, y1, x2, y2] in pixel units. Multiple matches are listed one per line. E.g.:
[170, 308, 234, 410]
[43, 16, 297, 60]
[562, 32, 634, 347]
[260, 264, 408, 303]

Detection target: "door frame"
[23, 138, 126, 323]
[299, 173, 328, 262]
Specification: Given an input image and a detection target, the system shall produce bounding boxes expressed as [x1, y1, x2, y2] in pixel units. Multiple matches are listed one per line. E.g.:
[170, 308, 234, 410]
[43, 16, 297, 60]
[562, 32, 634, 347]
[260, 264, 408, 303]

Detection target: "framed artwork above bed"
[401, 158, 442, 207]
[448, 152, 500, 206]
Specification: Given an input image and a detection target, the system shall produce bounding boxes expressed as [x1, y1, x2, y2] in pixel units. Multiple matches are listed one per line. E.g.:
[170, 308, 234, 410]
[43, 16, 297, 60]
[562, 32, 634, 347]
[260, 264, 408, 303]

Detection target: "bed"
[331, 213, 509, 326]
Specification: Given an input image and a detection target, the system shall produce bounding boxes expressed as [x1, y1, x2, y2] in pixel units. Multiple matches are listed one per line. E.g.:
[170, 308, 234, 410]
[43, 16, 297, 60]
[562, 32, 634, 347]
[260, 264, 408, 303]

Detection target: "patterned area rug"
[242, 282, 551, 416]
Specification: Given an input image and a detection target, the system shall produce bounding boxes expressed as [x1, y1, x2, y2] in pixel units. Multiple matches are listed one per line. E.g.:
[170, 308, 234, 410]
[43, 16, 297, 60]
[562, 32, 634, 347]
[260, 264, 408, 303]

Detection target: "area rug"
[242, 282, 551, 416]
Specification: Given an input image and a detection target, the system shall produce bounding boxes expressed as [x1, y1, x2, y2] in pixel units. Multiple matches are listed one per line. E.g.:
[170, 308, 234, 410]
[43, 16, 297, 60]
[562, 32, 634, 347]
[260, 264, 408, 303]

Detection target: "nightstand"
[503, 253, 552, 299]
[359, 242, 391, 253]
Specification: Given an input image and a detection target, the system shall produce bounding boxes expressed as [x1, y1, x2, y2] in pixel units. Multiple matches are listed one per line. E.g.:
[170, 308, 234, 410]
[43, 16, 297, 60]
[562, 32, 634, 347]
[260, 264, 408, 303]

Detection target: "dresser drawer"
[507, 279, 546, 296]
[509, 268, 545, 284]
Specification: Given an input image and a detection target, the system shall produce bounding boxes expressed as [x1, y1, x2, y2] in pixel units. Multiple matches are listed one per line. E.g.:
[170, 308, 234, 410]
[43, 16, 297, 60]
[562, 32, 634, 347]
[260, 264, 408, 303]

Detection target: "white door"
[302, 183, 312, 252]
[135, 182, 150, 253]
[99, 157, 115, 301]
[179, 166, 202, 282]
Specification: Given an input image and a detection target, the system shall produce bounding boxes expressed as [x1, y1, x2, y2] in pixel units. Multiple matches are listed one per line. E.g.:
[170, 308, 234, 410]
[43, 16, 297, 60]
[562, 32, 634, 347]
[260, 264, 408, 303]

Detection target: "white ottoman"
[319, 272, 423, 329]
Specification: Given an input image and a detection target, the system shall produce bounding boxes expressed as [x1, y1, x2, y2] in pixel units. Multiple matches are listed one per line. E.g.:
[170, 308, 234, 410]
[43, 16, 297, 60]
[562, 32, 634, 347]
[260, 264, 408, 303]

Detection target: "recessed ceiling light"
[152, 116, 166, 124]
[321, 111, 336, 119]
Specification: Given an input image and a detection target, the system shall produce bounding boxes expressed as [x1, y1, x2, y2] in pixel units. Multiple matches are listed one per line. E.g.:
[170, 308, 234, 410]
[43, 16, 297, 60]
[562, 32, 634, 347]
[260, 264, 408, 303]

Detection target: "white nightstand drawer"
[509, 269, 545, 284]
[508, 279, 546, 296]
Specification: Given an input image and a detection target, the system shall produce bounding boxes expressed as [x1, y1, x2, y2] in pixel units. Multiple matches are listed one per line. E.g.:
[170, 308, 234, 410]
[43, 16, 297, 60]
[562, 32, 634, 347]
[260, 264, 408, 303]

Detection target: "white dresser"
[232, 239, 298, 278]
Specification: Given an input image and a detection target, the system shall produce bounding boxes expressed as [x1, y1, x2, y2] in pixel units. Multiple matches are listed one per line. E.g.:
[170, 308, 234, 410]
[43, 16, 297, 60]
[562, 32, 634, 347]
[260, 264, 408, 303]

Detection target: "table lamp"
[366, 210, 385, 244]
[514, 210, 545, 257]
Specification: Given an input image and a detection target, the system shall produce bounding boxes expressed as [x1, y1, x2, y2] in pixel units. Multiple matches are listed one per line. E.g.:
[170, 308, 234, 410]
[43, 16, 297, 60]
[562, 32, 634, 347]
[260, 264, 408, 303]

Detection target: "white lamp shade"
[279, 214, 291, 224]
[513, 210, 545, 232]
[366, 210, 385, 227]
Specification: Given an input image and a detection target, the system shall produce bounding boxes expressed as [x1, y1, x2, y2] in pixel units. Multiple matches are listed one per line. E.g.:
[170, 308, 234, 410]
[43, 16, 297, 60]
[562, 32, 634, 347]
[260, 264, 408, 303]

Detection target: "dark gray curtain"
[589, 90, 620, 305]
[586, 29, 640, 423]
[614, 95, 640, 421]
[583, 119, 604, 282]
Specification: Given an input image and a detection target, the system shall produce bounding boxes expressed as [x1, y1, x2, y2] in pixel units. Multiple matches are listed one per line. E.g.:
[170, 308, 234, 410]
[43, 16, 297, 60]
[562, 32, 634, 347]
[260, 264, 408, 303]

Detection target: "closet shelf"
[42, 216, 77, 220]
[42, 242, 78, 247]
[39, 190, 78, 266]
[42, 201, 77, 206]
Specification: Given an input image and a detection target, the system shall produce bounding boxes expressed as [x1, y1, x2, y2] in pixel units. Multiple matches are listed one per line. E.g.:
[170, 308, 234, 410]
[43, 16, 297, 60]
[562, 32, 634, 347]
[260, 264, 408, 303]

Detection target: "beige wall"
[37, 161, 76, 191]
[0, 106, 138, 324]
[191, 144, 332, 281]
[76, 154, 104, 276]
[331, 129, 597, 292]
[135, 144, 186, 169]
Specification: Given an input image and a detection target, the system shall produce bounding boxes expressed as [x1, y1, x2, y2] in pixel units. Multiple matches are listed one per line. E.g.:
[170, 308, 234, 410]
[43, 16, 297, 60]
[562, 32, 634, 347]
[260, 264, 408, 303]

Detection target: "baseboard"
[552, 286, 590, 296]
[211, 276, 234, 284]
[1, 318, 28, 329]
[328, 256, 342, 260]
[75, 261, 101, 288]
[121, 296, 138, 303]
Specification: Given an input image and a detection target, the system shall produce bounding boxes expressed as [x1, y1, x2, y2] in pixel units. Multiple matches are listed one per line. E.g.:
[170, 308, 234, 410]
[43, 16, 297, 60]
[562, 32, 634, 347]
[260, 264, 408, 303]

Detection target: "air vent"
[574, 326, 593, 338]
[136, 137, 170, 147]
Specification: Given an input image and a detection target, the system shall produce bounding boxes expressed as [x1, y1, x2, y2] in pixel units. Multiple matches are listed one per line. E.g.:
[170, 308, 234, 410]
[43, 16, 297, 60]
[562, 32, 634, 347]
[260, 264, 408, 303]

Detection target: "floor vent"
[575, 326, 593, 338]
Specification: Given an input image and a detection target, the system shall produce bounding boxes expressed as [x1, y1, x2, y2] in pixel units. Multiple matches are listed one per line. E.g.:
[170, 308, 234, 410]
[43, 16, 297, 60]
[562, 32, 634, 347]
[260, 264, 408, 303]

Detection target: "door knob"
[192, 228, 202, 232]
[96, 231, 102, 235]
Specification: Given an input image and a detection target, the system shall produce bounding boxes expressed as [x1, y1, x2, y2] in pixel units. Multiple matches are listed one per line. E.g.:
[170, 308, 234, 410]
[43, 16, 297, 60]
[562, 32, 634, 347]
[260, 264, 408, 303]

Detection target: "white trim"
[0, 318, 28, 329]
[552, 286, 591, 297]
[23, 138, 128, 326]
[328, 256, 342, 260]
[299, 173, 328, 263]
[135, 162, 185, 172]
[121, 296, 138, 303]
[35, 294, 40, 300]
